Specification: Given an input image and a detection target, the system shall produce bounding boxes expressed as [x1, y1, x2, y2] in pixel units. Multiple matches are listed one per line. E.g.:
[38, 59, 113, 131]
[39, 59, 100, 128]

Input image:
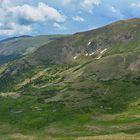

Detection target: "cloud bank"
[0, 1, 66, 35]
[0, 0, 140, 37]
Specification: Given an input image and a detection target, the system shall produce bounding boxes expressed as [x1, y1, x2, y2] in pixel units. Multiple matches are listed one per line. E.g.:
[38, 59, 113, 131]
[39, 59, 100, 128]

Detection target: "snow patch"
[100, 48, 107, 54]
[96, 48, 107, 60]
[96, 55, 102, 60]
[89, 52, 95, 56]
[73, 56, 78, 60]
[88, 41, 91, 46]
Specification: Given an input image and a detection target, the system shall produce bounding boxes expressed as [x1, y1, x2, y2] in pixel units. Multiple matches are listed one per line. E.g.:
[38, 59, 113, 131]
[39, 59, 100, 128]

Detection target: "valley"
[0, 18, 140, 140]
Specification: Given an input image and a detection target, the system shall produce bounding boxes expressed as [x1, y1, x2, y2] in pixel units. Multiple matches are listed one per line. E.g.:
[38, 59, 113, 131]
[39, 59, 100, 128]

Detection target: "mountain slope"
[0, 18, 140, 139]
[27, 18, 140, 65]
[0, 34, 67, 64]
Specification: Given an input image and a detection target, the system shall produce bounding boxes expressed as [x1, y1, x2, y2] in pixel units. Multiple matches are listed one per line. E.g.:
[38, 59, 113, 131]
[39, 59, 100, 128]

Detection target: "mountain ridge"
[26, 18, 140, 65]
[0, 34, 67, 64]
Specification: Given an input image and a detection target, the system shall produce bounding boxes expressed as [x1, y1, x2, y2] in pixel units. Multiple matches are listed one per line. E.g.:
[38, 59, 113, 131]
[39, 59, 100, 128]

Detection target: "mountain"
[0, 18, 140, 139]
[27, 18, 140, 65]
[0, 34, 67, 64]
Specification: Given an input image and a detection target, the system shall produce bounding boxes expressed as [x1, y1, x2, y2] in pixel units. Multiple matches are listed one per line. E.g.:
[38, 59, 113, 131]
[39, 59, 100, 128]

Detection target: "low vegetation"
[0, 18, 140, 139]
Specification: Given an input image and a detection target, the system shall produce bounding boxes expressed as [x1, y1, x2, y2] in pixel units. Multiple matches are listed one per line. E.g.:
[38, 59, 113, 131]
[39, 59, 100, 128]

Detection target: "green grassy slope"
[0, 18, 140, 139]
[0, 52, 139, 139]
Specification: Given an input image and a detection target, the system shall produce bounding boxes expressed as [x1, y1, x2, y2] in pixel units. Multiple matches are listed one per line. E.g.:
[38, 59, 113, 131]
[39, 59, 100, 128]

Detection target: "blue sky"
[0, 0, 140, 39]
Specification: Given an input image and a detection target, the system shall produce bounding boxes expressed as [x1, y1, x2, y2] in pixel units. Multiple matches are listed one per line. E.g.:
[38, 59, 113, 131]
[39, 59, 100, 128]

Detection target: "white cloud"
[51, 0, 75, 6]
[53, 23, 61, 28]
[0, 1, 66, 36]
[81, 0, 101, 13]
[131, 3, 140, 8]
[0, 23, 32, 36]
[0, 23, 3, 27]
[61, 0, 73, 5]
[53, 22, 66, 30]
[0, 0, 11, 6]
[110, 6, 124, 19]
[111, 6, 118, 13]
[9, 2, 66, 23]
[73, 16, 85, 22]
[0, 8, 5, 19]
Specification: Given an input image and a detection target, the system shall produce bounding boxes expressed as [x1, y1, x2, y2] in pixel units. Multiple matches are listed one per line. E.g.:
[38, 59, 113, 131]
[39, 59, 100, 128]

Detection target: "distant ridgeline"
[0, 34, 67, 64]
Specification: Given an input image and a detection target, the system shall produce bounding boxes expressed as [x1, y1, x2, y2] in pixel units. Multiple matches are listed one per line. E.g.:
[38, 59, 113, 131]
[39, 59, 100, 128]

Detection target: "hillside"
[0, 34, 67, 64]
[28, 18, 140, 64]
[0, 18, 140, 139]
